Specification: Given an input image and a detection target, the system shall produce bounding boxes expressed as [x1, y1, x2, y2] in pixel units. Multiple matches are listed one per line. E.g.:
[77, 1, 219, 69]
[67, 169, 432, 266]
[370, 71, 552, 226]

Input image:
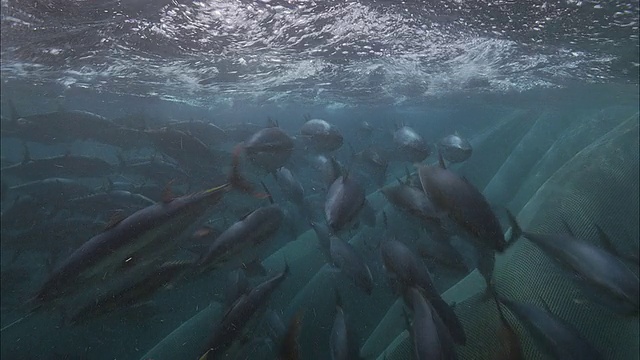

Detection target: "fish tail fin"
[505, 209, 522, 248]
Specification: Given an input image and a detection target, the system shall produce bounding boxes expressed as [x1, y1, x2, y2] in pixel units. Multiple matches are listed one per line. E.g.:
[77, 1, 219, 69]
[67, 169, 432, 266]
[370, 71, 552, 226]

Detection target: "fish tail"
[505, 209, 522, 248]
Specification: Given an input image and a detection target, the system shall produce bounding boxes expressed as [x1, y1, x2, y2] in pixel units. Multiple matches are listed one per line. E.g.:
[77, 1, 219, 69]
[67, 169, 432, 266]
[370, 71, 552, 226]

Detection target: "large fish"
[243, 127, 294, 173]
[330, 291, 362, 360]
[67, 260, 194, 324]
[437, 134, 472, 163]
[274, 167, 305, 206]
[499, 297, 603, 360]
[404, 287, 458, 360]
[324, 175, 366, 234]
[509, 213, 639, 315]
[197, 204, 284, 274]
[200, 263, 290, 359]
[417, 155, 510, 253]
[299, 118, 344, 152]
[380, 238, 466, 345]
[1, 151, 114, 180]
[329, 236, 374, 295]
[31, 153, 252, 305]
[2, 106, 121, 144]
[393, 126, 430, 163]
[381, 180, 442, 226]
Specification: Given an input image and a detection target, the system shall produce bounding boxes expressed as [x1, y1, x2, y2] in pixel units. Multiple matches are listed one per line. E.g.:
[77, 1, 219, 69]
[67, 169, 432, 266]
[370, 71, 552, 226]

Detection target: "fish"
[404, 287, 458, 360]
[310, 221, 332, 260]
[393, 126, 430, 163]
[117, 155, 190, 185]
[197, 204, 284, 274]
[380, 238, 466, 345]
[30, 152, 252, 306]
[8, 178, 93, 203]
[144, 127, 222, 169]
[311, 154, 343, 188]
[324, 175, 366, 234]
[1, 149, 115, 180]
[508, 212, 640, 315]
[417, 156, 510, 253]
[2, 107, 122, 144]
[67, 190, 156, 214]
[200, 263, 290, 359]
[437, 133, 472, 163]
[67, 260, 194, 324]
[489, 286, 523, 360]
[278, 310, 304, 360]
[329, 236, 374, 295]
[498, 297, 603, 360]
[330, 290, 362, 360]
[224, 269, 249, 306]
[243, 127, 295, 173]
[381, 180, 442, 227]
[299, 118, 344, 152]
[166, 120, 226, 145]
[274, 167, 305, 206]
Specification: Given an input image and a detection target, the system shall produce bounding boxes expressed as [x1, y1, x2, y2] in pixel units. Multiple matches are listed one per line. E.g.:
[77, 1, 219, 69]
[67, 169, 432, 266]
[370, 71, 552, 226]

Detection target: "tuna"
[393, 126, 430, 163]
[438, 134, 472, 163]
[404, 287, 458, 360]
[299, 119, 344, 152]
[324, 175, 366, 234]
[199, 263, 290, 359]
[329, 236, 374, 295]
[499, 297, 603, 360]
[197, 204, 284, 274]
[381, 238, 466, 345]
[509, 212, 639, 315]
[31, 155, 250, 305]
[243, 127, 295, 173]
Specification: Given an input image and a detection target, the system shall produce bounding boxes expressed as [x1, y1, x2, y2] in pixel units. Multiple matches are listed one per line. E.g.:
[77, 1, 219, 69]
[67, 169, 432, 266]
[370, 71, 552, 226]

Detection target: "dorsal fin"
[21, 143, 31, 164]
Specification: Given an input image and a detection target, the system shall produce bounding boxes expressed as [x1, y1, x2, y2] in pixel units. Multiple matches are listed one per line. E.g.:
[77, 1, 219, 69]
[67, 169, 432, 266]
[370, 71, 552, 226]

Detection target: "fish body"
[381, 238, 466, 344]
[244, 127, 294, 172]
[33, 182, 234, 304]
[500, 298, 603, 360]
[394, 126, 430, 162]
[510, 222, 640, 315]
[329, 236, 374, 295]
[438, 134, 472, 163]
[417, 163, 506, 252]
[324, 175, 366, 233]
[275, 167, 305, 205]
[198, 205, 284, 273]
[405, 287, 458, 360]
[300, 119, 343, 152]
[203, 264, 289, 358]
